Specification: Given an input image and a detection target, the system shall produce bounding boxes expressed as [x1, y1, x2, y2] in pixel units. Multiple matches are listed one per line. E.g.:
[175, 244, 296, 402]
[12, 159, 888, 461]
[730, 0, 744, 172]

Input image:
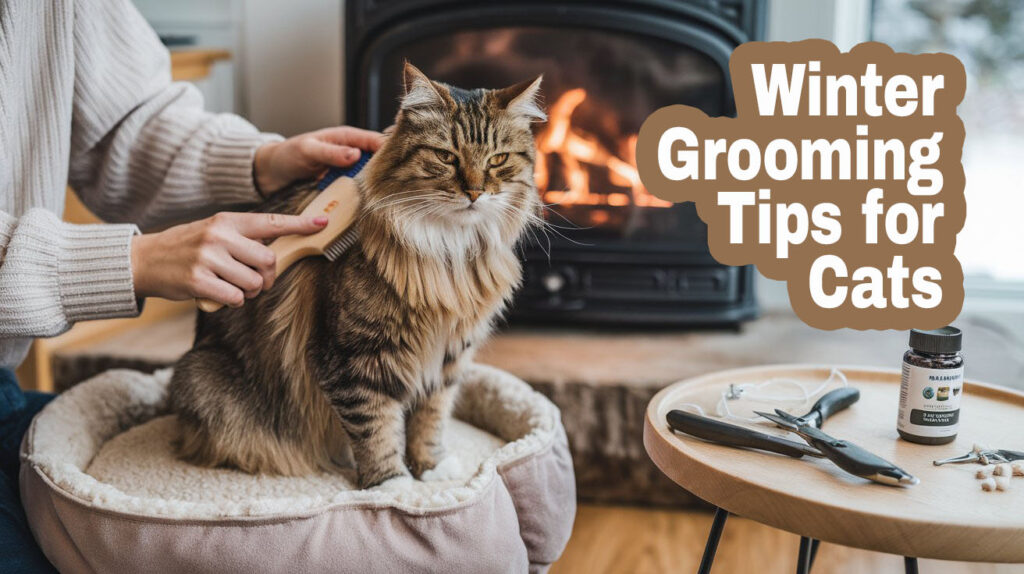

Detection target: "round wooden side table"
[643, 365, 1024, 573]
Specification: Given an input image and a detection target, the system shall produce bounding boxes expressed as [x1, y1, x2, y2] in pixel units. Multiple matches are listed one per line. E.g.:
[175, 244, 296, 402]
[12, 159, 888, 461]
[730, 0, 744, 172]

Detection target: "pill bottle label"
[898, 363, 964, 437]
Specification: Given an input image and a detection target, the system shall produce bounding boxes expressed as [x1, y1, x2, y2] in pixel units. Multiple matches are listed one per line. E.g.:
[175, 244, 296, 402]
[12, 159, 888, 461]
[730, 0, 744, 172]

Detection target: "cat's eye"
[488, 153, 509, 167]
[434, 149, 457, 164]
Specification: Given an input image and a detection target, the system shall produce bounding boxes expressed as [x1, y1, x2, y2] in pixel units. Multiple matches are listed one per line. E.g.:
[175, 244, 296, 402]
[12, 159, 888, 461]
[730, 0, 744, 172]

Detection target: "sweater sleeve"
[0, 209, 140, 338]
[67, 0, 283, 230]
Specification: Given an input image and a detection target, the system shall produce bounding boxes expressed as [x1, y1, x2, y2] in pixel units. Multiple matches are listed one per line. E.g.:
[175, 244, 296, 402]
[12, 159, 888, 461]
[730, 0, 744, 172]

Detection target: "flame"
[535, 89, 671, 208]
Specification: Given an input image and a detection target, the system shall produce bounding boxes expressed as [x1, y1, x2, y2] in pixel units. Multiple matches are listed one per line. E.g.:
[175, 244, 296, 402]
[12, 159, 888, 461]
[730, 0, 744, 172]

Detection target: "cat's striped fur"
[170, 64, 545, 487]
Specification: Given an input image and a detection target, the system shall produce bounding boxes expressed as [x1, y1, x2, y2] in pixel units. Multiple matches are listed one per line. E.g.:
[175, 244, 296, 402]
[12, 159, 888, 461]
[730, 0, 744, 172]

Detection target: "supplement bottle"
[897, 326, 964, 445]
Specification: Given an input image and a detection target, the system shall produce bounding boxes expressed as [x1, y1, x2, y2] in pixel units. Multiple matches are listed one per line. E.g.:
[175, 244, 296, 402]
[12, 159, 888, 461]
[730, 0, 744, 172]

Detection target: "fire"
[535, 89, 671, 208]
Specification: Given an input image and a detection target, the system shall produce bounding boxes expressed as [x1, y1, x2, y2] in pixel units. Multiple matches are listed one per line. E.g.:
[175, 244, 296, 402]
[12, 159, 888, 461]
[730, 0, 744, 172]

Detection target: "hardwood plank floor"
[550, 505, 1023, 573]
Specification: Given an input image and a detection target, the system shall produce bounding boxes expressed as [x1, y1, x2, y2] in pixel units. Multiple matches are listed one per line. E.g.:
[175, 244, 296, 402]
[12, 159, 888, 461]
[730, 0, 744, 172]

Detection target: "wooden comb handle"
[195, 177, 361, 313]
[196, 298, 224, 313]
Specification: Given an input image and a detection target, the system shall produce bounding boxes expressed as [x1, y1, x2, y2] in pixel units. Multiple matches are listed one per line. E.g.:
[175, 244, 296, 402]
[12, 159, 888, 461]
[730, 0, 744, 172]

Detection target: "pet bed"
[20, 365, 575, 573]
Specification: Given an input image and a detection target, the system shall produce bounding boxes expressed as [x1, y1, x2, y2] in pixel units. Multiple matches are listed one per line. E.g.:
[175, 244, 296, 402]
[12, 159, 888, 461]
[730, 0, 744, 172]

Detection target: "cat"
[169, 63, 546, 488]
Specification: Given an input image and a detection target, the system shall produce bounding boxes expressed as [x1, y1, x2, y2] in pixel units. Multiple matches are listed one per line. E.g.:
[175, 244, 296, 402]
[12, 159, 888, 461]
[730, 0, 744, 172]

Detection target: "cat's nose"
[463, 189, 483, 203]
[461, 168, 484, 192]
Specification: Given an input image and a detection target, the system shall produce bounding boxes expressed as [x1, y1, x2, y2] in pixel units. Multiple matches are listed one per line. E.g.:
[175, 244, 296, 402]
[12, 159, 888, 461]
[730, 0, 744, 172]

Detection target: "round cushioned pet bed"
[20, 365, 575, 574]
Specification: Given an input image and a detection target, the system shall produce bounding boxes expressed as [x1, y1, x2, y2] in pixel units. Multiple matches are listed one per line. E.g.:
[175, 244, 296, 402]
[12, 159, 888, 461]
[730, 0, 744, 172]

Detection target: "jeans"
[0, 368, 57, 573]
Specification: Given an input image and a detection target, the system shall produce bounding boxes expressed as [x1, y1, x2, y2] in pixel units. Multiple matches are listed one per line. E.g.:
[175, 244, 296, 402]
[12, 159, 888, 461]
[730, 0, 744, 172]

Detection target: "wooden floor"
[550, 505, 1023, 574]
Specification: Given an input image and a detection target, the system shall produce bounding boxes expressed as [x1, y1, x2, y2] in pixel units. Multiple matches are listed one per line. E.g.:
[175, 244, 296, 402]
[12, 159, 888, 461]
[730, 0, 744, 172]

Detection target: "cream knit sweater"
[0, 1, 281, 368]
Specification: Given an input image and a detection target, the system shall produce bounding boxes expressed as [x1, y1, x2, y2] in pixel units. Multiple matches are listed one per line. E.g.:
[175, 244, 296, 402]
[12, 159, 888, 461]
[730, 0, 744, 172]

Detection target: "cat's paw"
[408, 460, 433, 479]
[408, 450, 445, 479]
[370, 474, 415, 492]
[419, 455, 463, 482]
[359, 468, 412, 490]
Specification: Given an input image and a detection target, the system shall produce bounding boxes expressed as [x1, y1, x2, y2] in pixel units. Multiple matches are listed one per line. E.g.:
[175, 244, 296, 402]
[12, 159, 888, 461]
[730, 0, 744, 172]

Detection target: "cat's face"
[363, 63, 545, 255]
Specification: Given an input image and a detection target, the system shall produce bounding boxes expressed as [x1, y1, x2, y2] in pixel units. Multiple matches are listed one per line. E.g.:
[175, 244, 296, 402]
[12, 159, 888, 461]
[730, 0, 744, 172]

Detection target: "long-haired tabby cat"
[170, 63, 545, 488]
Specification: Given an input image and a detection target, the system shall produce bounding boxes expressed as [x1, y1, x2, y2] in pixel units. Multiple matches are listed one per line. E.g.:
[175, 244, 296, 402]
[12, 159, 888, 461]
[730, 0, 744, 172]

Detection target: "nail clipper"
[933, 444, 1024, 466]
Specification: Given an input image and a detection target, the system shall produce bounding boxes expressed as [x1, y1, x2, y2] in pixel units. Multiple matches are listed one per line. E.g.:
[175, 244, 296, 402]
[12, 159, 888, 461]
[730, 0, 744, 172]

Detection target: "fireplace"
[346, 0, 761, 325]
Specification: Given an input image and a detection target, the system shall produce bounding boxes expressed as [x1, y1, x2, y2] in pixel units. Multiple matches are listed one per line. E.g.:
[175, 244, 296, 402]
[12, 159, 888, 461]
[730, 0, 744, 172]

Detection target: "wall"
[134, 0, 343, 133]
[133, 0, 241, 114]
[767, 0, 871, 51]
[239, 0, 344, 136]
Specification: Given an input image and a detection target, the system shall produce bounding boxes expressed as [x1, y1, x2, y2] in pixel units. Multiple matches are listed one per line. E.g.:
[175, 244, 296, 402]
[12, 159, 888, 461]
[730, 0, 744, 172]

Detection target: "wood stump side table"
[643, 365, 1024, 573]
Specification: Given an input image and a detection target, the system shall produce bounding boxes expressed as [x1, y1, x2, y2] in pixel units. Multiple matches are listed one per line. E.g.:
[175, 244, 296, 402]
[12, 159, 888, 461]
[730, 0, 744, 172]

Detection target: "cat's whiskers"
[366, 194, 440, 213]
[363, 189, 451, 212]
[399, 203, 446, 223]
[369, 199, 435, 215]
[525, 206, 588, 246]
[501, 179, 593, 232]
[539, 203, 588, 230]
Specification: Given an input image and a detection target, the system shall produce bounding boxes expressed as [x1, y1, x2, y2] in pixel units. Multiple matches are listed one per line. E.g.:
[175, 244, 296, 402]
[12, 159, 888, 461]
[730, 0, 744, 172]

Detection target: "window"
[873, 0, 1024, 282]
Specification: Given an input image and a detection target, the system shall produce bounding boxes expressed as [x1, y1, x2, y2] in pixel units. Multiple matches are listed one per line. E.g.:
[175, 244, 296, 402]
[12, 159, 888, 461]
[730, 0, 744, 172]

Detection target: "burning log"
[535, 89, 671, 209]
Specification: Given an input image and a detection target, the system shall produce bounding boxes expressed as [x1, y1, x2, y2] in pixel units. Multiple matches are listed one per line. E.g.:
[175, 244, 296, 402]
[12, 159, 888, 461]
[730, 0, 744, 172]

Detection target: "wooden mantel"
[169, 49, 232, 82]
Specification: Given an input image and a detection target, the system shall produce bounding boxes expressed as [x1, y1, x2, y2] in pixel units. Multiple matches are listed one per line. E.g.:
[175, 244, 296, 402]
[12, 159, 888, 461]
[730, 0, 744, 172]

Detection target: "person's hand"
[130, 212, 328, 308]
[253, 126, 386, 194]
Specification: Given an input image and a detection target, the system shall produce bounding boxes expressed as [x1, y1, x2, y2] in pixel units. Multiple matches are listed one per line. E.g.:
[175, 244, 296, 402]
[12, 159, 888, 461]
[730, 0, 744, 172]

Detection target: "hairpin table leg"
[904, 557, 919, 574]
[809, 538, 820, 569]
[796, 537, 820, 574]
[697, 507, 729, 574]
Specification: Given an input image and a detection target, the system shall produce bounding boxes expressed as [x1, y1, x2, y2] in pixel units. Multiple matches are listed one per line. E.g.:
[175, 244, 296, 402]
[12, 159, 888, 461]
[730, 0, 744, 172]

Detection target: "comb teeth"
[318, 154, 369, 262]
[323, 228, 359, 261]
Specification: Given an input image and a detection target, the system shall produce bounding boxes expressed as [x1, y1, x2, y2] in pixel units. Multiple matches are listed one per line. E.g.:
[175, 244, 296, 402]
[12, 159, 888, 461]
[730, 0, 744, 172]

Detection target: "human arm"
[65, 1, 382, 310]
[67, 1, 385, 228]
[131, 212, 327, 308]
[67, 0, 277, 229]
[0, 209, 139, 338]
[0, 208, 331, 339]
[252, 126, 386, 194]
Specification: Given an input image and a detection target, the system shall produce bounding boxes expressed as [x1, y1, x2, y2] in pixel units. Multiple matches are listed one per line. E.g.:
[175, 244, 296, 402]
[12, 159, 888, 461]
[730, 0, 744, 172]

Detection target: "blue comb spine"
[317, 152, 372, 191]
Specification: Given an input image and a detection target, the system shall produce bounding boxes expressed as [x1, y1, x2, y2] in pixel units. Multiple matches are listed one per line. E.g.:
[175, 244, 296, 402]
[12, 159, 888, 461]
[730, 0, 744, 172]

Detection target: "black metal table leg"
[697, 507, 729, 574]
[694, 510, 913, 574]
[796, 537, 812, 574]
[796, 537, 821, 573]
[808, 539, 820, 570]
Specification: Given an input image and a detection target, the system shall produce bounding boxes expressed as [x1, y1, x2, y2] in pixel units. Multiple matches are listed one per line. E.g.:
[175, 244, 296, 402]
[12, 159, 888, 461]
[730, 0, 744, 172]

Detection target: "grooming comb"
[195, 154, 370, 312]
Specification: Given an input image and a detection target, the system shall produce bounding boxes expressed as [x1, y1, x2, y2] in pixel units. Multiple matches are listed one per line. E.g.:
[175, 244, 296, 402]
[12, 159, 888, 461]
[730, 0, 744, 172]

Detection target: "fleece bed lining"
[23, 365, 560, 519]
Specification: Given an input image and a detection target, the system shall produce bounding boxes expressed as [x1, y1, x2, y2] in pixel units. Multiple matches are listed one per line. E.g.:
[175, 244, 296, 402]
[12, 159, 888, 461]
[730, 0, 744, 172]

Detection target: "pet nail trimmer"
[756, 407, 920, 487]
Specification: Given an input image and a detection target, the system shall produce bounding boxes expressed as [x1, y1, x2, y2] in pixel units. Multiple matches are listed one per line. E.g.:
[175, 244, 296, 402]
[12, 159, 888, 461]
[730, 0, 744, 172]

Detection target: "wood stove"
[345, 0, 762, 325]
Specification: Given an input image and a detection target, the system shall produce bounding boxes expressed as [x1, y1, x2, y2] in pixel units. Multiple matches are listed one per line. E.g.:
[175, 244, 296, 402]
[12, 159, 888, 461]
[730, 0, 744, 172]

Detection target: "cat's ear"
[493, 76, 546, 122]
[401, 62, 450, 110]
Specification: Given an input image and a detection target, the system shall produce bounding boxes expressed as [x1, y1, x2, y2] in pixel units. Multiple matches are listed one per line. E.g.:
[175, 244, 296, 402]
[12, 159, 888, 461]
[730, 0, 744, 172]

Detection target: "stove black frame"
[345, 0, 763, 326]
